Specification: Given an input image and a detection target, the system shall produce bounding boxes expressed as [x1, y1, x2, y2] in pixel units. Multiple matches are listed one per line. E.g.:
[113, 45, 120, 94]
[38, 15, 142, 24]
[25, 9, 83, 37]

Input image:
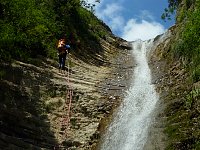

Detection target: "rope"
[64, 51, 73, 126]
[60, 50, 73, 142]
[54, 50, 73, 149]
[53, 46, 73, 150]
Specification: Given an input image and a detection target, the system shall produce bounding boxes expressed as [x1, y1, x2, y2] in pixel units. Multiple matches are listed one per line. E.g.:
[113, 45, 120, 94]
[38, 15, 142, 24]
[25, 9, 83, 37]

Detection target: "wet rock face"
[118, 41, 132, 50]
[143, 30, 173, 150]
[145, 25, 200, 149]
[0, 36, 134, 149]
[115, 37, 132, 50]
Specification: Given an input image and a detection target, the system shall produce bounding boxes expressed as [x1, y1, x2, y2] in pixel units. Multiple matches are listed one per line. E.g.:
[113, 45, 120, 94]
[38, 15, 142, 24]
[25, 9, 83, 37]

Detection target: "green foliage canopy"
[0, 0, 108, 62]
[0, 0, 59, 60]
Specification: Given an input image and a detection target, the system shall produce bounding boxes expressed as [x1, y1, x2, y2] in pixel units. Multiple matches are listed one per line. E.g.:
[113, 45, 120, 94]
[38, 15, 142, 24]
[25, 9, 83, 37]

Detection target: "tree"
[161, 0, 180, 20]
[0, 0, 57, 60]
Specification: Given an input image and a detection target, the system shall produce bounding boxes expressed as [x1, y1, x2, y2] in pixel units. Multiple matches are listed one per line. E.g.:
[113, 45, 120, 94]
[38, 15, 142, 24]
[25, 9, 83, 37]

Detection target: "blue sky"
[87, 0, 175, 41]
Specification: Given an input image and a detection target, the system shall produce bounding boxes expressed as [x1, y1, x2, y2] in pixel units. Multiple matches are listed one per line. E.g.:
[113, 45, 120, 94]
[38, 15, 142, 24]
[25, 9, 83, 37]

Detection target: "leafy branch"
[161, 0, 180, 20]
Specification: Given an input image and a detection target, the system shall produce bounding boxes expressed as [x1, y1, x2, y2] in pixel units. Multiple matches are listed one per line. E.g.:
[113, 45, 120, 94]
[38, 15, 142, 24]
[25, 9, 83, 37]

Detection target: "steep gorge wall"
[148, 1, 200, 149]
[0, 34, 133, 150]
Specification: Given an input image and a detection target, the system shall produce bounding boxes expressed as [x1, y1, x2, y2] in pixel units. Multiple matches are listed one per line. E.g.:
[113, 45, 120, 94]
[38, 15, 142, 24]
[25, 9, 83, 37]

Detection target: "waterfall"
[100, 38, 162, 150]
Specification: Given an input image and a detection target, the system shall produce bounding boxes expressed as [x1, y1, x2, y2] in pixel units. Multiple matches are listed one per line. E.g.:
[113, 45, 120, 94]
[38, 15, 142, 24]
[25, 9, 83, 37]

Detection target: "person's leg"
[58, 54, 62, 69]
[62, 53, 67, 70]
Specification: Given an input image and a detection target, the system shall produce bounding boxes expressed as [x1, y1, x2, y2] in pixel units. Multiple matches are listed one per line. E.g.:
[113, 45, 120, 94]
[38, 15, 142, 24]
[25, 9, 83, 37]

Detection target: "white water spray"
[100, 39, 159, 150]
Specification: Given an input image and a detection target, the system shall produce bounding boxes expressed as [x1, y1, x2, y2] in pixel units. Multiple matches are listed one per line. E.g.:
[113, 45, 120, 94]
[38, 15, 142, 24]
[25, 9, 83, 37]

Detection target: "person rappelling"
[57, 35, 70, 70]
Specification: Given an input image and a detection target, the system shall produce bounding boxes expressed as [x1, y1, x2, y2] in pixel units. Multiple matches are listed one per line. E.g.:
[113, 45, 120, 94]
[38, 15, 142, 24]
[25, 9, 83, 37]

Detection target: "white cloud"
[109, 16, 125, 31]
[93, 1, 166, 41]
[122, 19, 165, 41]
[102, 3, 123, 17]
[96, 3, 125, 32]
[86, 0, 99, 4]
[140, 10, 155, 21]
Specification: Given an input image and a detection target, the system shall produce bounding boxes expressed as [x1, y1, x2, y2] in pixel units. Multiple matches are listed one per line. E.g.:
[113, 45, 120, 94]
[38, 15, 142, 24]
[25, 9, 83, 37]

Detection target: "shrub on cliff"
[174, 0, 200, 82]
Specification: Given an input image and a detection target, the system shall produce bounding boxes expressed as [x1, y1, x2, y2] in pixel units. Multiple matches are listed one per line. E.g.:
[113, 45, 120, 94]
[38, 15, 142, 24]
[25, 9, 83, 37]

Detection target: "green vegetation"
[161, 0, 196, 21]
[161, 0, 180, 20]
[0, 0, 111, 62]
[163, 0, 200, 149]
[185, 88, 200, 109]
[173, 0, 199, 82]
[0, 69, 5, 79]
[0, 0, 58, 60]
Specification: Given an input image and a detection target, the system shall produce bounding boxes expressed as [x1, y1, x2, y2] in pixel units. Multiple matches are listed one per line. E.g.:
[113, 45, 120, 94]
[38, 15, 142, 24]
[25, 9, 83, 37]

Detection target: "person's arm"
[65, 45, 71, 53]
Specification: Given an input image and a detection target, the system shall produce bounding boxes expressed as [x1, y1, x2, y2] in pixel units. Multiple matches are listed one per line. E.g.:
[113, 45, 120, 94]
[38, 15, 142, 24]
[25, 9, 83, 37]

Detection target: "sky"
[86, 0, 175, 41]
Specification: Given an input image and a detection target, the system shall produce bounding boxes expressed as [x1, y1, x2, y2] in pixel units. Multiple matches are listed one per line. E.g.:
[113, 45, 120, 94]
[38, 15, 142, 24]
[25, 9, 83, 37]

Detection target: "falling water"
[100, 39, 160, 150]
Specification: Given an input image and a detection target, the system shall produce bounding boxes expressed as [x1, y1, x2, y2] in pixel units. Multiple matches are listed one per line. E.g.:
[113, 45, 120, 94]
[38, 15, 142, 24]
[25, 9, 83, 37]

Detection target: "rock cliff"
[0, 36, 134, 149]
